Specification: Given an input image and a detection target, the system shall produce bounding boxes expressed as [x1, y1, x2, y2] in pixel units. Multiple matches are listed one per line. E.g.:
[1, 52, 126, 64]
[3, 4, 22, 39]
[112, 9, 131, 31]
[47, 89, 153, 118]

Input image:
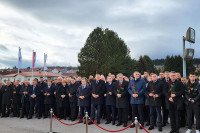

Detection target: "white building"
[1, 71, 64, 83]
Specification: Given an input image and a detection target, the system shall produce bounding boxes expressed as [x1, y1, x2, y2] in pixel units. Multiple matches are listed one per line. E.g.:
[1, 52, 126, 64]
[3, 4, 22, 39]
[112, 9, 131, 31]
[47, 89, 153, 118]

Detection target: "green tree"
[77, 27, 136, 77]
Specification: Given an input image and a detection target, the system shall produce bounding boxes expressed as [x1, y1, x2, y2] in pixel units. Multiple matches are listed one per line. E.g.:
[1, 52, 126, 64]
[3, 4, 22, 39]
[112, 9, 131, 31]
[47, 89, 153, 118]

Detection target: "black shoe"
[71, 119, 75, 121]
[27, 116, 32, 119]
[116, 122, 122, 126]
[112, 121, 115, 125]
[97, 121, 100, 124]
[158, 127, 162, 132]
[20, 116, 24, 119]
[148, 126, 154, 130]
[88, 121, 93, 125]
[38, 117, 41, 119]
[123, 123, 127, 127]
[43, 116, 47, 119]
[105, 121, 111, 124]
[169, 129, 176, 133]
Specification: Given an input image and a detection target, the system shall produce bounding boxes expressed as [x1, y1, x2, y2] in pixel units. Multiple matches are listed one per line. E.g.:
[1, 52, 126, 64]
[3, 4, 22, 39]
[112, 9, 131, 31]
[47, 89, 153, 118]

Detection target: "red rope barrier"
[53, 114, 83, 126]
[139, 124, 150, 133]
[89, 118, 133, 132]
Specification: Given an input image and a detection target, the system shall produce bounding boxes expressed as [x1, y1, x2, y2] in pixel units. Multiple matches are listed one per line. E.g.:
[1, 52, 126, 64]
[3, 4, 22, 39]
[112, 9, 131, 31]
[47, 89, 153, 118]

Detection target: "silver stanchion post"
[135, 117, 138, 133]
[48, 108, 57, 133]
[85, 112, 88, 133]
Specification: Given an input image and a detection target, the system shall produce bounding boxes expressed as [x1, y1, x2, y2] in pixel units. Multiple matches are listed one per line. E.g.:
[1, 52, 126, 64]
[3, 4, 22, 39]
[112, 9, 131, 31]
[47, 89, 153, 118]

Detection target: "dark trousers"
[162, 100, 169, 124]
[13, 102, 20, 117]
[106, 105, 116, 122]
[144, 105, 150, 122]
[1, 104, 10, 116]
[80, 106, 89, 119]
[70, 102, 77, 119]
[29, 100, 41, 117]
[21, 101, 29, 117]
[169, 102, 180, 131]
[90, 104, 101, 121]
[44, 104, 52, 117]
[118, 108, 128, 124]
[186, 103, 200, 129]
[131, 104, 144, 125]
[58, 107, 69, 119]
[150, 106, 162, 127]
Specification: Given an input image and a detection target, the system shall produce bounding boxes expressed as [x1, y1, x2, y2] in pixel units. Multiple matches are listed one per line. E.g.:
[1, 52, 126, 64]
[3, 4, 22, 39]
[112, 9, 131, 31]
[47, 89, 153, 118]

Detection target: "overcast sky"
[0, 0, 200, 69]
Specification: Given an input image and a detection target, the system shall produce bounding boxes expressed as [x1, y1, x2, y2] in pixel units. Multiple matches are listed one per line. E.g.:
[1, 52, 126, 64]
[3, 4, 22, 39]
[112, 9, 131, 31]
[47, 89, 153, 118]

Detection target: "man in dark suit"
[114, 73, 129, 127]
[164, 71, 184, 133]
[37, 77, 47, 117]
[88, 74, 105, 125]
[12, 80, 21, 117]
[76, 78, 91, 121]
[20, 81, 30, 118]
[147, 73, 163, 132]
[104, 75, 116, 125]
[28, 79, 42, 119]
[1, 80, 13, 117]
[43, 81, 55, 118]
[67, 77, 80, 121]
[0, 81, 3, 115]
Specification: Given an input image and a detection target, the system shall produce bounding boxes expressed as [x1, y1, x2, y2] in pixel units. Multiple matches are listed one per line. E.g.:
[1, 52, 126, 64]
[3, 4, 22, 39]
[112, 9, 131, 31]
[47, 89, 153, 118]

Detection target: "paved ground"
[0, 117, 196, 133]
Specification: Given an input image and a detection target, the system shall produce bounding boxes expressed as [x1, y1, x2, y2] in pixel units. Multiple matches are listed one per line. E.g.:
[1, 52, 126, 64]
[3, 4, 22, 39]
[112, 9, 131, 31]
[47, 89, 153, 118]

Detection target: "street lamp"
[182, 27, 195, 77]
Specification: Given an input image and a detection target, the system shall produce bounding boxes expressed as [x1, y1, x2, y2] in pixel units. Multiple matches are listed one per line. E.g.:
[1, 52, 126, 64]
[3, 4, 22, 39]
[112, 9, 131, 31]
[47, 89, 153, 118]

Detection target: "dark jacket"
[185, 81, 200, 105]
[76, 85, 91, 107]
[128, 78, 146, 104]
[90, 79, 105, 105]
[164, 80, 185, 110]
[12, 85, 21, 104]
[20, 85, 30, 103]
[44, 85, 55, 105]
[114, 80, 129, 108]
[57, 85, 69, 108]
[104, 82, 116, 106]
[28, 85, 42, 102]
[67, 82, 80, 103]
[146, 80, 163, 106]
[1, 85, 13, 105]
[37, 81, 47, 99]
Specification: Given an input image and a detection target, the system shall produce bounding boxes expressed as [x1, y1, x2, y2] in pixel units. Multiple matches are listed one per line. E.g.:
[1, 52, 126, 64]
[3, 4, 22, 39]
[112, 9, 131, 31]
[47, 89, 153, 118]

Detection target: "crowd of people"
[0, 71, 200, 133]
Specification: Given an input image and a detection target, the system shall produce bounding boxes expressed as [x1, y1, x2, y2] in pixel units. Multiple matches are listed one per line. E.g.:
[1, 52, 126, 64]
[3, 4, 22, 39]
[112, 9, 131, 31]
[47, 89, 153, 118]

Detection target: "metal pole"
[183, 36, 186, 77]
[48, 108, 56, 133]
[85, 112, 88, 133]
[135, 117, 138, 133]
[18, 47, 20, 75]
[32, 50, 34, 78]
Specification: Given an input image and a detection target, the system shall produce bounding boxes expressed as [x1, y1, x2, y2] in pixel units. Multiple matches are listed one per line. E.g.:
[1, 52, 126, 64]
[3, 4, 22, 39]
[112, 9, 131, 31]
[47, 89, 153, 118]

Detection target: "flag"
[44, 53, 48, 71]
[32, 51, 36, 70]
[18, 47, 22, 68]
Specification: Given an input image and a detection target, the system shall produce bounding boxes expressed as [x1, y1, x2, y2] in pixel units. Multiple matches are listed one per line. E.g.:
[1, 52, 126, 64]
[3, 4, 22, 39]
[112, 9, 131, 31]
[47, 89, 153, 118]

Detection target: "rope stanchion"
[138, 122, 150, 133]
[89, 118, 133, 132]
[48, 108, 57, 133]
[134, 117, 138, 133]
[53, 114, 84, 126]
[85, 112, 88, 133]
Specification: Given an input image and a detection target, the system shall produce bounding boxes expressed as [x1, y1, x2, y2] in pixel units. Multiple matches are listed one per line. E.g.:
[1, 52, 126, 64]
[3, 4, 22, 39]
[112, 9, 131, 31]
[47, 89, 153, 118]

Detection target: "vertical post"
[183, 36, 186, 77]
[85, 112, 88, 133]
[135, 117, 138, 133]
[48, 108, 56, 133]
[18, 47, 20, 75]
[32, 50, 34, 78]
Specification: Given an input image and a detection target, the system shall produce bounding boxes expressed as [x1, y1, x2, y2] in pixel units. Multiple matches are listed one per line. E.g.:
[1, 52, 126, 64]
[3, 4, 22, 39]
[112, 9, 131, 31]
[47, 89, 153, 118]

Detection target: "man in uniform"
[185, 72, 200, 133]
[164, 71, 184, 133]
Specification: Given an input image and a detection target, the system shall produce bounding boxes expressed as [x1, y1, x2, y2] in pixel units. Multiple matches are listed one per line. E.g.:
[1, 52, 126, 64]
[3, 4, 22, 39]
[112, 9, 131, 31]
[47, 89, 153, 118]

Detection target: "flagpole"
[18, 47, 20, 75]
[32, 50, 34, 78]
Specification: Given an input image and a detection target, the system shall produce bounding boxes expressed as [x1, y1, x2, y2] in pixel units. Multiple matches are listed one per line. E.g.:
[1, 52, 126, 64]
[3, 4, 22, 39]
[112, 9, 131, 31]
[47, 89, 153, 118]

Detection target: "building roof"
[2, 71, 64, 77]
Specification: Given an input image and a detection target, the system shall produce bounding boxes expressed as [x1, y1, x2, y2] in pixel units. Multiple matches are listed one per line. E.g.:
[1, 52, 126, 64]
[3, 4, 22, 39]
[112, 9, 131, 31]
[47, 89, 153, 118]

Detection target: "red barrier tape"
[89, 118, 133, 132]
[139, 124, 150, 133]
[53, 114, 83, 126]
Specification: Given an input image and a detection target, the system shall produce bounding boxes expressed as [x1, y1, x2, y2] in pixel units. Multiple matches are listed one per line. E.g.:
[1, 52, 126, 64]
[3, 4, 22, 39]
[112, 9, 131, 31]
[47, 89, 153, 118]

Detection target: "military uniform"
[164, 80, 184, 132]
